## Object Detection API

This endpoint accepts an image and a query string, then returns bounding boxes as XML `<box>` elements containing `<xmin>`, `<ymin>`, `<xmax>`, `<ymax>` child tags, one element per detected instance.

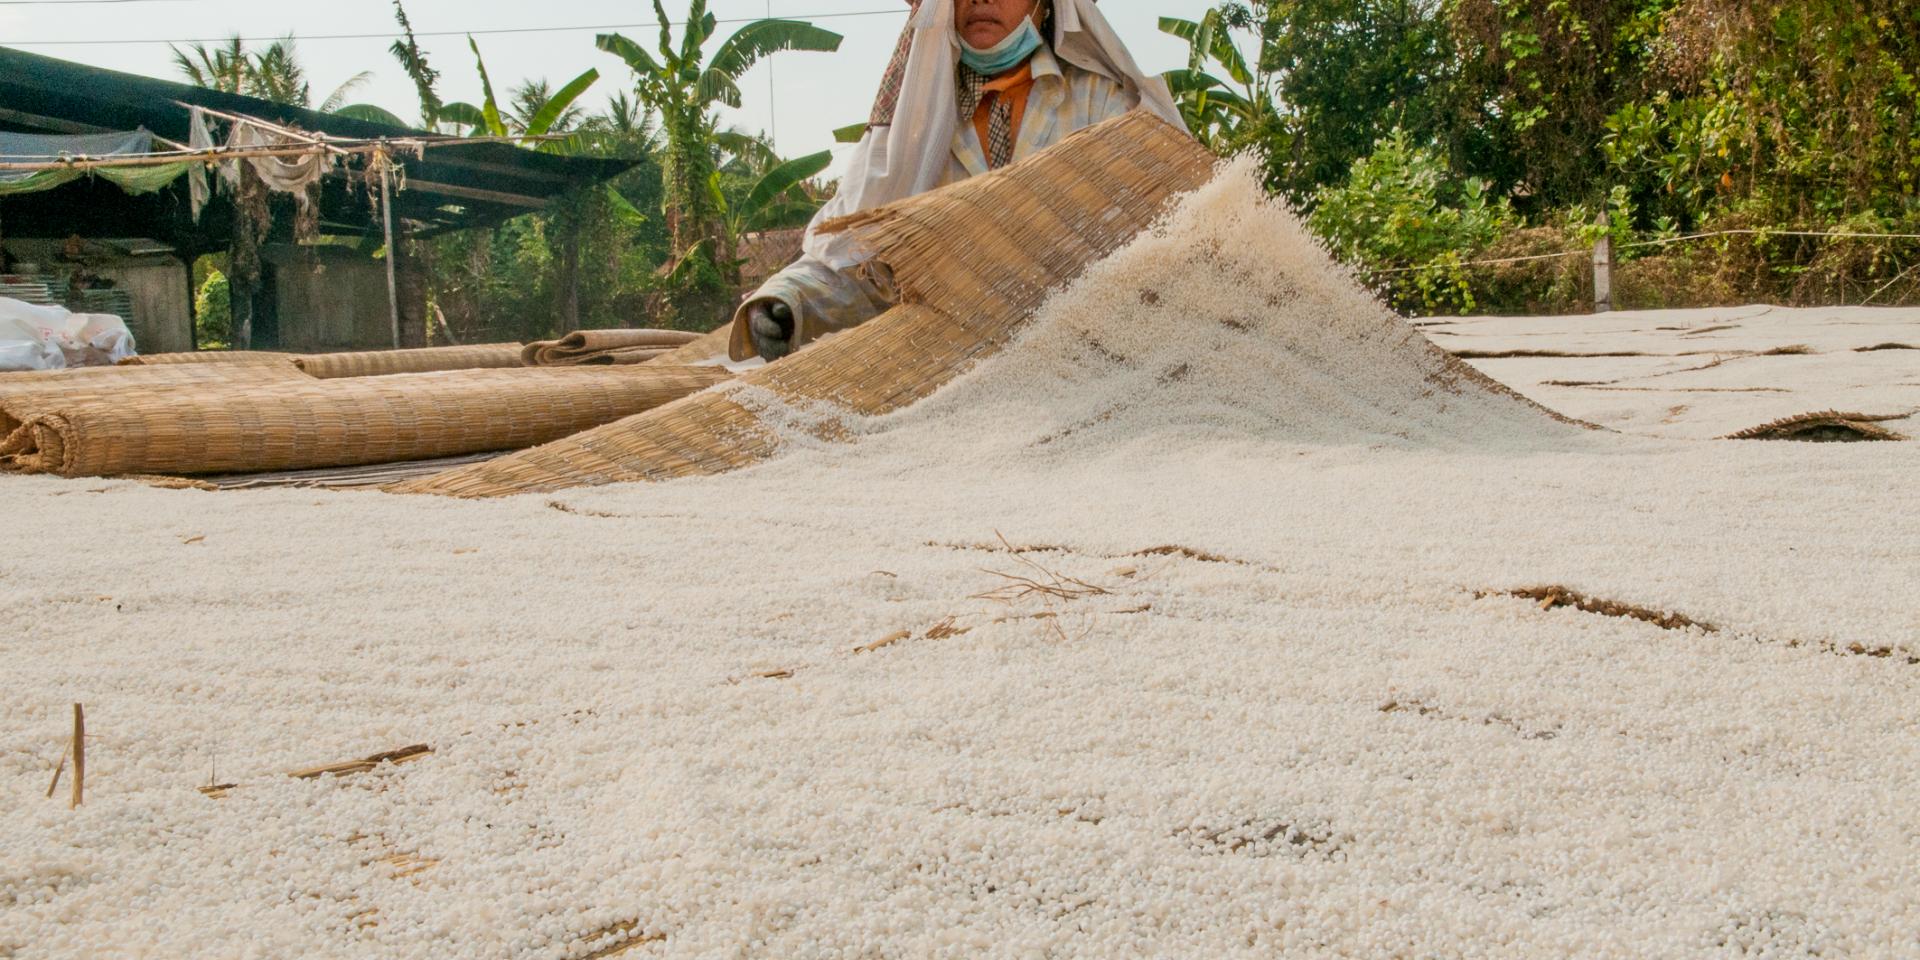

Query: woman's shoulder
<box><xmin>1055</xmin><ymin>58</ymin><xmax>1135</xmax><ymax>113</ymax></box>
<box><xmin>1056</xmin><ymin>57</ymin><xmax>1128</xmax><ymax>91</ymax></box>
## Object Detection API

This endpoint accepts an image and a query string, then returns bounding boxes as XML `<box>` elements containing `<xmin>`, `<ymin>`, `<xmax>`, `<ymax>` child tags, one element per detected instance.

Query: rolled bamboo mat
<box><xmin>642</xmin><ymin>326</ymin><xmax>734</xmax><ymax>366</ymax></box>
<box><xmin>0</xmin><ymin>358</ymin><xmax>311</xmax><ymax>408</ymax></box>
<box><xmin>294</xmin><ymin>343</ymin><xmax>526</xmax><ymax>379</ymax></box>
<box><xmin>0</xmin><ymin>365</ymin><xmax>730</xmax><ymax>478</ymax></box>
<box><xmin>522</xmin><ymin>329</ymin><xmax>703</xmax><ymax>366</ymax></box>
<box><xmin>396</xmin><ymin>111</ymin><xmax>1215</xmax><ymax>498</ymax></box>
<box><xmin>120</xmin><ymin>351</ymin><xmax>297</xmax><ymax>366</ymax></box>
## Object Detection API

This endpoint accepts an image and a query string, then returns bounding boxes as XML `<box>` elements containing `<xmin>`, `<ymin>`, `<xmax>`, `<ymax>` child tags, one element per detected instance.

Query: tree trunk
<box><xmin>227</xmin><ymin>164</ymin><xmax>268</xmax><ymax>350</ymax></box>
<box><xmin>227</xmin><ymin>269</ymin><xmax>254</xmax><ymax>350</ymax></box>
<box><xmin>557</xmin><ymin>223</ymin><xmax>582</xmax><ymax>334</ymax></box>
<box><xmin>395</xmin><ymin>236</ymin><xmax>429</xmax><ymax>349</ymax></box>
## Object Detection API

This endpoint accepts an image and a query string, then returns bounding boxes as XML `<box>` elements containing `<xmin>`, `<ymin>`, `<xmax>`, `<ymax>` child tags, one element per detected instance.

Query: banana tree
<box><xmin>1160</xmin><ymin>11</ymin><xmax>1268</xmax><ymax>150</ymax></box>
<box><xmin>441</xmin><ymin>37</ymin><xmax>599</xmax><ymax>151</ymax></box>
<box><xmin>596</xmin><ymin>0</ymin><xmax>842</xmax><ymax>283</ymax></box>
<box><xmin>725</xmin><ymin>149</ymin><xmax>832</xmax><ymax>238</ymax></box>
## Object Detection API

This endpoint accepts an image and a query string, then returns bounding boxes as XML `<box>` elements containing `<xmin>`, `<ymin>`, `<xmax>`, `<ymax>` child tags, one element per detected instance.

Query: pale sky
<box><xmin>1</xmin><ymin>0</ymin><xmax>1221</xmax><ymax>162</ymax></box>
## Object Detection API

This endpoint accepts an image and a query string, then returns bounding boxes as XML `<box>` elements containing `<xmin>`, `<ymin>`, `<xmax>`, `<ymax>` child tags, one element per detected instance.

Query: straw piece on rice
<box><xmin>521</xmin><ymin>329</ymin><xmax>703</xmax><ymax>366</ymax></box>
<box><xmin>294</xmin><ymin>344</ymin><xmax>526</xmax><ymax>379</ymax></box>
<box><xmin>395</xmin><ymin>111</ymin><xmax>1219</xmax><ymax>498</ymax></box>
<box><xmin>0</xmin><ymin>365</ymin><xmax>730</xmax><ymax>478</ymax></box>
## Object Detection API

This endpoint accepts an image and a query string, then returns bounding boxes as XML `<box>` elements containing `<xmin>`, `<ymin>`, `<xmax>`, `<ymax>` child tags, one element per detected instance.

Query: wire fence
<box><xmin>1359</xmin><ymin>227</ymin><xmax>1920</xmax><ymax>277</ymax></box>
<box><xmin>1357</xmin><ymin>225</ymin><xmax>1920</xmax><ymax>310</ymax></box>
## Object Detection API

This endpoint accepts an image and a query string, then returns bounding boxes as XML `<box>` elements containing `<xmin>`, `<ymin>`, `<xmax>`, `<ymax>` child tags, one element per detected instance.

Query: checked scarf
<box><xmin>955</xmin><ymin>65</ymin><xmax>1018</xmax><ymax>169</ymax></box>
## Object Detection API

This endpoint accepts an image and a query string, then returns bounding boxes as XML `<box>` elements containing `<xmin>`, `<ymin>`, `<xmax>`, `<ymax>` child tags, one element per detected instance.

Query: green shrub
<box><xmin>1307</xmin><ymin>129</ymin><xmax>1514</xmax><ymax>315</ymax></box>
<box><xmin>193</xmin><ymin>268</ymin><xmax>231</xmax><ymax>351</ymax></box>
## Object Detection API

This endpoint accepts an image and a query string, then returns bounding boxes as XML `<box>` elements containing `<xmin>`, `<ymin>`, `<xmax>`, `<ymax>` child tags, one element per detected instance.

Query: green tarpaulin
<box><xmin>0</xmin><ymin>128</ymin><xmax>189</xmax><ymax>197</ymax></box>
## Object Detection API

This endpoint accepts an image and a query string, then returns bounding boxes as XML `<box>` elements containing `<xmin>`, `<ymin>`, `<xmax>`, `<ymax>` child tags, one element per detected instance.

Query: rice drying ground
<box><xmin>2</xmin><ymin>165</ymin><xmax>1917</xmax><ymax>959</ymax></box>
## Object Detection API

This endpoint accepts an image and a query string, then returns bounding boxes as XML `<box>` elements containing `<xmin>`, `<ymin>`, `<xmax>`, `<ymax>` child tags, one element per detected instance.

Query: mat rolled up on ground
<box><xmin>0</xmin><ymin>359</ymin><xmax>311</xmax><ymax>407</ymax></box>
<box><xmin>642</xmin><ymin>326</ymin><xmax>734</xmax><ymax>366</ymax></box>
<box><xmin>0</xmin><ymin>365</ymin><xmax>730</xmax><ymax>478</ymax></box>
<box><xmin>294</xmin><ymin>343</ymin><xmax>525</xmax><ymax>379</ymax></box>
<box><xmin>119</xmin><ymin>351</ymin><xmax>298</xmax><ymax>366</ymax></box>
<box><xmin>521</xmin><ymin>329</ymin><xmax>703</xmax><ymax>366</ymax></box>
<box><xmin>396</xmin><ymin>111</ymin><xmax>1216</xmax><ymax>498</ymax></box>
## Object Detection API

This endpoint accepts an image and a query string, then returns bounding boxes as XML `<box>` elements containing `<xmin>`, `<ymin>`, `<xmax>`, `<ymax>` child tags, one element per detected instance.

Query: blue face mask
<box><xmin>959</xmin><ymin>8</ymin><xmax>1044</xmax><ymax>75</ymax></box>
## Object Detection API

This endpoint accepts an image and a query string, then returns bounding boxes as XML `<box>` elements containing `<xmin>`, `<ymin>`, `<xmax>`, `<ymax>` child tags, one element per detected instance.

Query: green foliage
<box><xmin>192</xmin><ymin>262</ymin><xmax>231</xmax><ymax>351</ymax></box>
<box><xmin>596</xmin><ymin>4</ymin><xmax>841</xmax><ymax>258</ymax></box>
<box><xmin>1183</xmin><ymin>0</ymin><xmax>1920</xmax><ymax>311</ymax></box>
<box><xmin>388</xmin><ymin>1</ymin><xmax>443</xmax><ymax>127</ymax></box>
<box><xmin>331</xmin><ymin>103</ymin><xmax>409</xmax><ymax>127</ymax></box>
<box><xmin>596</xmin><ymin>0</ymin><xmax>842</xmax><ymax>325</ymax></box>
<box><xmin>1215</xmin><ymin>0</ymin><xmax>1463</xmax><ymax>204</ymax></box>
<box><xmin>1309</xmin><ymin>129</ymin><xmax>1513</xmax><ymax>314</ymax></box>
<box><xmin>171</xmin><ymin>35</ymin><xmax>368</xmax><ymax>111</ymax></box>
<box><xmin>1160</xmin><ymin>11</ymin><xmax>1268</xmax><ymax>152</ymax></box>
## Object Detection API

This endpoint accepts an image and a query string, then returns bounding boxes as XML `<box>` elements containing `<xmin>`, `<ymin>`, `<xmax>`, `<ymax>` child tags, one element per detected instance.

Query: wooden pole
<box><xmin>1593</xmin><ymin>213</ymin><xmax>1614</xmax><ymax>314</ymax></box>
<box><xmin>70</xmin><ymin>703</ymin><xmax>84</xmax><ymax>809</ymax></box>
<box><xmin>379</xmin><ymin>153</ymin><xmax>401</xmax><ymax>350</ymax></box>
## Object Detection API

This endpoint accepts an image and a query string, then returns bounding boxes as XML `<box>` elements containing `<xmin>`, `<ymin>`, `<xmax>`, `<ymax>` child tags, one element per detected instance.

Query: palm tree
<box><xmin>171</xmin><ymin>36</ymin><xmax>372</xmax><ymax>113</ymax></box>
<box><xmin>172</xmin><ymin>38</ymin><xmax>248</xmax><ymax>95</ymax></box>
<box><xmin>596</xmin><ymin>0</ymin><xmax>841</xmax><ymax>279</ymax></box>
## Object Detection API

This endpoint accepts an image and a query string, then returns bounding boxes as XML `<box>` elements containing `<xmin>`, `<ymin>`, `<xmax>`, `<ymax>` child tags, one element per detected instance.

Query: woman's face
<box><xmin>955</xmin><ymin>0</ymin><xmax>1041</xmax><ymax>49</ymax></box>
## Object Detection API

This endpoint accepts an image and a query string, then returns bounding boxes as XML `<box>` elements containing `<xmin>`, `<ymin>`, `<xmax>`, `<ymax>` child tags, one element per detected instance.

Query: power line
<box><xmin>0</xmin><ymin>0</ymin><xmax>200</xmax><ymax>5</ymax></box>
<box><xmin>1</xmin><ymin>7</ymin><xmax>908</xmax><ymax>47</ymax></box>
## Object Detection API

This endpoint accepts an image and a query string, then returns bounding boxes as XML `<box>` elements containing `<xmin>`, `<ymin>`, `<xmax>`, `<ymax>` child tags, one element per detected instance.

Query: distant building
<box><xmin>0</xmin><ymin>46</ymin><xmax>635</xmax><ymax>353</ymax></box>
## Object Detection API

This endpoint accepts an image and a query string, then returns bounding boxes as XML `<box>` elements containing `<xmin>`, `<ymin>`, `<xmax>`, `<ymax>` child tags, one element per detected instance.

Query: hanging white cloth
<box><xmin>189</xmin><ymin>108</ymin><xmax>337</xmax><ymax>221</ymax></box>
<box><xmin>218</xmin><ymin>119</ymin><xmax>335</xmax><ymax>201</ymax></box>
<box><xmin>187</xmin><ymin>107</ymin><xmax>214</xmax><ymax>221</ymax></box>
<box><xmin>800</xmin><ymin>0</ymin><xmax>1185</xmax><ymax>271</ymax></box>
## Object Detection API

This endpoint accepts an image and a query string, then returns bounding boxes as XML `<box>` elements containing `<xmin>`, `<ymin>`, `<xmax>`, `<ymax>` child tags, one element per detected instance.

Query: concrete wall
<box><xmin>264</xmin><ymin>244</ymin><xmax>393</xmax><ymax>352</ymax></box>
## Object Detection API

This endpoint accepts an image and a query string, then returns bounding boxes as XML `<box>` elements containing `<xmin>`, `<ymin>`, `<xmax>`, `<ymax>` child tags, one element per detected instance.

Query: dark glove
<box><xmin>746</xmin><ymin>299</ymin><xmax>796</xmax><ymax>361</ymax></box>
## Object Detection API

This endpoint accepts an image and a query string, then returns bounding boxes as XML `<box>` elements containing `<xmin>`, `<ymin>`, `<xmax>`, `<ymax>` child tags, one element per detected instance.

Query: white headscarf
<box><xmin>801</xmin><ymin>0</ymin><xmax>1186</xmax><ymax>270</ymax></box>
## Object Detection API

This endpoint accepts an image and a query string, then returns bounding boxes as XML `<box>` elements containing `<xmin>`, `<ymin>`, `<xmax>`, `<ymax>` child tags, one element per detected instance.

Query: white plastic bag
<box><xmin>66</xmin><ymin>311</ymin><xmax>136</xmax><ymax>366</ymax></box>
<box><xmin>0</xmin><ymin>299</ymin><xmax>67</xmax><ymax>372</ymax></box>
<box><xmin>0</xmin><ymin>296</ymin><xmax>136</xmax><ymax>370</ymax></box>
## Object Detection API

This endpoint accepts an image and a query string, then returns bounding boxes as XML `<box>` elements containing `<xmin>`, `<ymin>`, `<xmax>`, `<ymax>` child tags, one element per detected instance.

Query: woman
<box><xmin>733</xmin><ymin>0</ymin><xmax>1184</xmax><ymax>361</ymax></box>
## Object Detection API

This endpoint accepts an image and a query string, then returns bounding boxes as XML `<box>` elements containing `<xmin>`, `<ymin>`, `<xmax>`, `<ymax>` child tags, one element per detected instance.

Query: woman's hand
<box><xmin>745</xmin><ymin>299</ymin><xmax>796</xmax><ymax>361</ymax></box>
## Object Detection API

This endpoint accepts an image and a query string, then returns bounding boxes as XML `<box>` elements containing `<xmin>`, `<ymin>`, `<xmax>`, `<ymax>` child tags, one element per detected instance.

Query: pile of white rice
<box><xmin>2</xmin><ymin>161</ymin><xmax>1915</xmax><ymax>959</ymax></box>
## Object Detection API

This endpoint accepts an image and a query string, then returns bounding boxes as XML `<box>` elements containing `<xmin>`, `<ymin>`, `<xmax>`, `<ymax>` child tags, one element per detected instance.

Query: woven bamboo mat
<box><xmin>0</xmin><ymin>365</ymin><xmax>729</xmax><ymax>478</ymax></box>
<box><xmin>522</xmin><ymin>329</ymin><xmax>703</xmax><ymax>366</ymax></box>
<box><xmin>396</xmin><ymin>112</ymin><xmax>1215</xmax><ymax>498</ymax></box>
<box><xmin>0</xmin><ymin>359</ymin><xmax>312</xmax><ymax>408</ymax></box>
<box><xmin>642</xmin><ymin>327</ymin><xmax>733</xmax><ymax>366</ymax></box>
<box><xmin>120</xmin><ymin>351</ymin><xmax>298</xmax><ymax>366</ymax></box>
<box><xmin>295</xmin><ymin>344</ymin><xmax>526</xmax><ymax>379</ymax></box>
